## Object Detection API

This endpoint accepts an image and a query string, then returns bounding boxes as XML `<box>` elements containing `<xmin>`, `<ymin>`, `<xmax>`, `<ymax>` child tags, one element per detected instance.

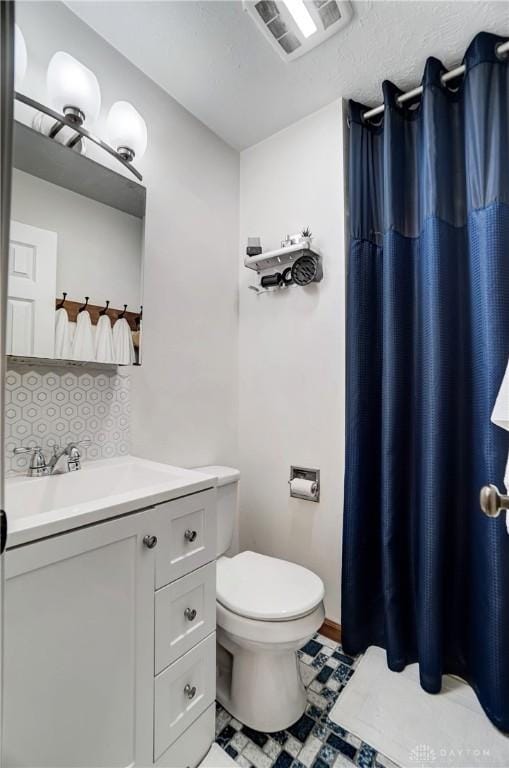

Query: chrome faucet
<box><xmin>47</xmin><ymin>441</ymin><xmax>89</xmax><ymax>474</ymax></box>
<box><xmin>13</xmin><ymin>441</ymin><xmax>90</xmax><ymax>477</ymax></box>
<box><xmin>13</xmin><ymin>446</ymin><xmax>49</xmax><ymax>477</ymax></box>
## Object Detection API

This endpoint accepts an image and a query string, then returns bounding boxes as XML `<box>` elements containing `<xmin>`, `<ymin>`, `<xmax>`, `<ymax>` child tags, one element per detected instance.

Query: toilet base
<box><xmin>216</xmin><ymin>627</ymin><xmax>308</xmax><ymax>733</ymax></box>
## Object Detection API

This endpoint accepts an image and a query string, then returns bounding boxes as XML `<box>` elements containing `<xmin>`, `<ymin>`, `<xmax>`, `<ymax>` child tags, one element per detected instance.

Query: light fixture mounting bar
<box><xmin>15</xmin><ymin>91</ymin><xmax>143</xmax><ymax>182</ymax></box>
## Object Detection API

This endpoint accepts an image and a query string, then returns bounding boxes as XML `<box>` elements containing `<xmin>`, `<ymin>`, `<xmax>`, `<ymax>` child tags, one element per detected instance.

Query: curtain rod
<box><xmin>363</xmin><ymin>39</ymin><xmax>509</xmax><ymax>121</ymax></box>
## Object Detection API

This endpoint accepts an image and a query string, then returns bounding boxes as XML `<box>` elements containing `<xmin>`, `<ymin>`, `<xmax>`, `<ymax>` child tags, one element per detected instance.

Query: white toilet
<box><xmin>196</xmin><ymin>466</ymin><xmax>325</xmax><ymax>733</ymax></box>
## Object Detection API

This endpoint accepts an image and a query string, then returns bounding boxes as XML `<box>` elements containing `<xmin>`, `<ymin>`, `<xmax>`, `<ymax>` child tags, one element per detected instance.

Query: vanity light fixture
<box><xmin>46</xmin><ymin>51</ymin><xmax>101</xmax><ymax>129</ymax></box>
<box><xmin>14</xmin><ymin>39</ymin><xmax>146</xmax><ymax>181</ymax></box>
<box><xmin>14</xmin><ymin>25</ymin><xmax>27</xmax><ymax>90</ymax></box>
<box><xmin>106</xmin><ymin>101</ymin><xmax>147</xmax><ymax>162</ymax></box>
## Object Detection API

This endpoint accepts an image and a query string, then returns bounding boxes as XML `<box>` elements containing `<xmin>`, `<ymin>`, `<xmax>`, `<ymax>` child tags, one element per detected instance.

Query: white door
<box><xmin>6</xmin><ymin>220</ymin><xmax>57</xmax><ymax>358</ymax></box>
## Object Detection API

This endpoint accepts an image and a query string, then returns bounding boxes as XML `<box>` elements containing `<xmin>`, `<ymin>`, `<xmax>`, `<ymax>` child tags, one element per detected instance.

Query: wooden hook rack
<box><xmin>56</xmin><ymin>298</ymin><xmax>140</xmax><ymax>332</ymax></box>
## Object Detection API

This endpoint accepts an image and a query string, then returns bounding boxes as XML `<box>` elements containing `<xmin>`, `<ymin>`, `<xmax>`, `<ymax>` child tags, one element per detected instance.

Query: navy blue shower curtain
<box><xmin>342</xmin><ymin>32</ymin><xmax>509</xmax><ymax>731</ymax></box>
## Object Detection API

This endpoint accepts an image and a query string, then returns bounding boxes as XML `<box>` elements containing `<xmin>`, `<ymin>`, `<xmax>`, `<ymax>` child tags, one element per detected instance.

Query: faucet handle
<box><xmin>13</xmin><ymin>446</ymin><xmax>49</xmax><ymax>477</ymax></box>
<box><xmin>66</xmin><ymin>440</ymin><xmax>91</xmax><ymax>472</ymax></box>
<box><xmin>13</xmin><ymin>445</ymin><xmax>40</xmax><ymax>455</ymax></box>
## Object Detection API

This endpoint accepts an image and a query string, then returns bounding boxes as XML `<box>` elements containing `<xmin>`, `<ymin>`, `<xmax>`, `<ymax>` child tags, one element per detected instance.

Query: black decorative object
<box><xmin>260</xmin><ymin>272</ymin><xmax>283</xmax><ymax>288</ymax></box>
<box><xmin>246</xmin><ymin>237</ymin><xmax>262</xmax><ymax>256</ymax></box>
<box><xmin>291</xmin><ymin>254</ymin><xmax>323</xmax><ymax>286</ymax></box>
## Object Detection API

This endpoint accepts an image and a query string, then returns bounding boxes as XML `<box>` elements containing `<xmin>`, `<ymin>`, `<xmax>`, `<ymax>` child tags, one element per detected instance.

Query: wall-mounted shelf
<box><xmin>13</xmin><ymin>121</ymin><xmax>146</xmax><ymax>219</ymax></box>
<box><xmin>7</xmin><ymin>356</ymin><xmax>118</xmax><ymax>369</ymax></box>
<box><xmin>244</xmin><ymin>242</ymin><xmax>317</xmax><ymax>272</ymax></box>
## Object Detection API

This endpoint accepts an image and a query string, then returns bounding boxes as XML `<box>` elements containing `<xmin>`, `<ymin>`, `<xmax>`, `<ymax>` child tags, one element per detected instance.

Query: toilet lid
<box><xmin>216</xmin><ymin>551</ymin><xmax>325</xmax><ymax>621</ymax></box>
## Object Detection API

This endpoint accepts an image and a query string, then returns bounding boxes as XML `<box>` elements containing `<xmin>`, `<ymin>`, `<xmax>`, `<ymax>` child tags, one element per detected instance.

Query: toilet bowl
<box><xmin>216</xmin><ymin>551</ymin><xmax>325</xmax><ymax>732</ymax></box>
<box><xmin>194</xmin><ymin>466</ymin><xmax>325</xmax><ymax>733</ymax></box>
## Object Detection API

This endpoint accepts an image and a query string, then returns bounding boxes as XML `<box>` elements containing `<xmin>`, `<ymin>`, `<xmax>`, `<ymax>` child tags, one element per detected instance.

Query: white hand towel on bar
<box><xmin>95</xmin><ymin>314</ymin><xmax>114</xmax><ymax>363</ymax></box>
<box><xmin>54</xmin><ymin>307</ymin><xmax>72</xmax><ymax>359</ymax></box>
<box><xmin>491</xmin><ymin>357</ymin><xmax>509</xmax><ymax>533</ymax></box>
<box><xmin>71</xmin><ymin>310</ymin><xmax>95</xmax><ymax>361</ymax></box>
<box><xmin>112</xmin><ymin>317</ymin><xmax>135</xmax><ymax>365</ymax></box>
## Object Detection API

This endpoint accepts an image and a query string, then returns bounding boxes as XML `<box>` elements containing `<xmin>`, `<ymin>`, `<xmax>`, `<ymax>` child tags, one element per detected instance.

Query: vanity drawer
<box><xmin>154</xmin><ymin>703</ymin><xmax>215</xmax><ymax>768</ymax></box>
<box><xmin>152</xmin><ymin>489</ymin><xmax>216</xmax><ymax>589</ymax></box>
<box><xmin>155</xmin><ymin>561</ymin><xmax>216</xmax><ymax>674</ymax></box>
<box><xmin>154</xmin><ymin>632</ymin><xmax>216</xmax><ymax>761</ymax></box>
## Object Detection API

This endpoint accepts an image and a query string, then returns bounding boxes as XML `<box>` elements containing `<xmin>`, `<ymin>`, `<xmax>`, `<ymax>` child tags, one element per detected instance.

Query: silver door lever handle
<box><xmin>480</xmin><ymin>484</ymin><xmax>509</xmax><ymax>518</ymax></box>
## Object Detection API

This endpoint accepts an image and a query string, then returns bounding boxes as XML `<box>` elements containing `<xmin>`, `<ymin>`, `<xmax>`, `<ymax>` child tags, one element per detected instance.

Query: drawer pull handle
<box><xmin>143</xmin><ymin>535</ymin><xmax>158</xmax><ymax>549</ymax></box>
<box><xmin>184</xmin><ymin>684</ymin><xmax>197</xmax><ymax>700</ymax></box>
<box><xmin>184</xmin><ymin>529</ymin><xmax>197</xmax><ymax>543</ymax></box>
<box><xmin>184</xmin><ymin>607</ymin><xmax>197</xmax><ymax>621</ymax></box>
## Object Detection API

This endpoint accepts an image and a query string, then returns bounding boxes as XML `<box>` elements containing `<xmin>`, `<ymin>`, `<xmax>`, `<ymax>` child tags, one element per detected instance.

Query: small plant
<box><xmin>301</xmin><ymin>226</ymin><xmax>312</xmax><ymax>239</ymax></box>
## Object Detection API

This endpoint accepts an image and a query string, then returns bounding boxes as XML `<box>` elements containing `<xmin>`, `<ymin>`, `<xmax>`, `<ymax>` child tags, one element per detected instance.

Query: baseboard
<box><xmin>319</xmin><ymin>619</ymin><xmax>342</xmax><ymax>644</ymax></box>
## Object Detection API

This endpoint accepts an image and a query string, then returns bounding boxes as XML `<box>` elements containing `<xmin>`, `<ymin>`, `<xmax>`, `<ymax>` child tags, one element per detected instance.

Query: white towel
<box><xmin>112</xmin><ymin>317</ymin><xmax>135</xmax><ymax>365</ymax></box>
<box><xmin>491</xmin><ymin>357</ymin><xmax>509</xmax><ymax>533</ymax></box>
<box><xmin>71</xmin><ymin>310</ymin><xmax>95</xmax><ymax>361</ymax></box>
<box><xmin>54</xmin><ymin>307</ymin><xmax>72</xmax><ymax>359</ymax></box>
<box><xmin>95</xmin><ymin>314</ymin><xmax>114</xmax><ymax>363</ymax></box>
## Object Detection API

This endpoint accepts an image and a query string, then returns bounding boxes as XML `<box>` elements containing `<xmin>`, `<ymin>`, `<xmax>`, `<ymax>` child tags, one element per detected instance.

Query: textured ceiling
<box><xmin>66</xmin><ymin>1</ymin><xmax>509</xmax><ymax>149</ymax></box>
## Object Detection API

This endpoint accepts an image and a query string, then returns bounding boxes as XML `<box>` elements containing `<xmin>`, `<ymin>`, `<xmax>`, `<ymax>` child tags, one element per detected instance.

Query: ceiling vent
<box><xmin>243</xmin><ymin>0</ymin><xmax>353</xmax><ymax>61</ymax></box>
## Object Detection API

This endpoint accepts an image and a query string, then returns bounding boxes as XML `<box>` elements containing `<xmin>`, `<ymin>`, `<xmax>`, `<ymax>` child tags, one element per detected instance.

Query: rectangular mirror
<box><xmin>7</xmin><ymin>122</ymin><xmax>146</xmax><ymax>366</ymax></box>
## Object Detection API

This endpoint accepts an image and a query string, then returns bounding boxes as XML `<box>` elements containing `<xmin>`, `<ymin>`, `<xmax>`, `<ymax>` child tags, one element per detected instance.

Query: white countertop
<box><xmin>5</xmin><ymin>455</ymin><xmax>216</xmax><ymax>548</ymax></box>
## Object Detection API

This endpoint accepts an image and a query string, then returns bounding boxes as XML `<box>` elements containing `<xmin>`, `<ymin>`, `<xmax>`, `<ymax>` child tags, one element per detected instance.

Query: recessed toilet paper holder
<box><xmin>289</xmin><ymin>466</ymin><xmax>320</xmax><ymax>502</ymax></box>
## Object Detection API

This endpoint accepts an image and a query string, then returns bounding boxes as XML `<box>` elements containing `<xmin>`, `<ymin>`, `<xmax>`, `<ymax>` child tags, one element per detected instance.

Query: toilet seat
<box><xmin>217</xmin><ymin>600</ymin><xmax>325</xmax><ymax>647</ymax></box>
<box><xmin>216</xmin><ymin>550</ymin><xmax>324</xmax><ymax>621</ymax></box>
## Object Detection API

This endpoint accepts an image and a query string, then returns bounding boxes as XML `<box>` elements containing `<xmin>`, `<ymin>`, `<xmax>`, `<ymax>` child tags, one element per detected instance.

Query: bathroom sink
<box><xmin>5</xmin><ymin>456</ymin><xmax>215</xmax><ymax>548</ymax></box>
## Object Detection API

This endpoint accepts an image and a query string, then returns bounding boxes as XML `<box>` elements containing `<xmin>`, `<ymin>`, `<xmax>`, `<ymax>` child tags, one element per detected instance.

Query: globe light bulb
<box><xmin>106</xmin><ymin>101</ymin><xmax>147</xmax><ymax>161</ymax></box>
<box><xmin>46</xmin><ymin>51</ymin><xmax>101</xmax><ymax>125</ymax></box>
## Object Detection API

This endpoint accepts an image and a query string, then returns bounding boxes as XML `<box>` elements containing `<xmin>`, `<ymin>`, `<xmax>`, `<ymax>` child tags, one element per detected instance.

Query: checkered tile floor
<box><xmin>215</xmin><ymin>633</ymin><xmax>398</xmax><ymax>768</ymax></box>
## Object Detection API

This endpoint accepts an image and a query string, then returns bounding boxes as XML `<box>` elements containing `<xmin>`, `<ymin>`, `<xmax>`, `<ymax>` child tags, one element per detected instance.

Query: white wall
<box><xmin>239</xmin><ymin>101</ymin><xmax>346</xmax><ymax>622</ymax></box>
<box><xmin>11</xmin><ymin>169</ymin><xmax>142</xmax><ymax>309</ymax></box>
<box><xmin>16</xmin><ymin>2</ymin><xmax>240</xmax><ymax>468</ymax></box>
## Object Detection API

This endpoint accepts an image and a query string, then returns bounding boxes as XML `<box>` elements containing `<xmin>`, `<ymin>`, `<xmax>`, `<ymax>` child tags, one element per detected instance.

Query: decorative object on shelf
<box><xmin>291</xmin><ymin>252</ymin><xmax>323</xmax><ymax>285</ymax></box>
<box><xmin>14</xmin><ymin>31</ymin><xmax>147</xmax><ymax>180</ymax></box>
<box><xmin>246</xmin><ymin>236</ymin><xmax>262</xmax><ymax>256</ymax></box>
<box><xmin>300</xmin><ymin>226</ymin><xmax>313</xmax><ymax>246</ymax></box>
<box><xmin>281</xmin><ymin>230</ymin><xmax>311</xmax><ymax>248</ymax></box>
<box><xmin>106</xmin><ymin>101</ymin><xmax>147</xmax><ymax>162</ymax></box>
<box><xmin>282</xmin><ymin>267</ymin><xmax>294</xmax><ymax>286</ymax></box>
<box><xmin>260</xmin><ymin>272</ymin><xmax>283</xmax><ymax>288</ymax></box>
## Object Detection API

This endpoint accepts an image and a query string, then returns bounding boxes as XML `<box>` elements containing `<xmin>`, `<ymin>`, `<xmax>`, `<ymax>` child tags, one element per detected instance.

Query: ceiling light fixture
<box><xmin>244</xmin><ymin>0</ymin><xmax>353</xmax><ymax>62</ymax></box>
<box><xmin>284</xmin><ymin>0</ymin><xmax>316</xmax><ymax>39</ymax></box>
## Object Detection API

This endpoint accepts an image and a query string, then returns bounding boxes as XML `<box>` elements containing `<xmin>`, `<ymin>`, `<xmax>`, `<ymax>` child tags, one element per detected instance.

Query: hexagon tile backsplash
<box><xmin>5</xmin><ymin>363</ymin><xmax>131</xmax><ymax>475</ymax></box>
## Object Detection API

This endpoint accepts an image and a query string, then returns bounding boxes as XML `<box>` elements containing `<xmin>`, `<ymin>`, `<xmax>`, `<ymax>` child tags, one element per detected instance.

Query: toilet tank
<box><xmin>194</xmin><ymin>466</ymin><xmax>240</xmax><ymax>557</ymax></box>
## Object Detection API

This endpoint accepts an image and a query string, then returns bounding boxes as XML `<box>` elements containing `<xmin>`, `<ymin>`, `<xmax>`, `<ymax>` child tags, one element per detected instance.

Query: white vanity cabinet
<box><xmin>2</xmin><ymin>487</ymin><xmax>217</xmax><ymax>768</ymax></box>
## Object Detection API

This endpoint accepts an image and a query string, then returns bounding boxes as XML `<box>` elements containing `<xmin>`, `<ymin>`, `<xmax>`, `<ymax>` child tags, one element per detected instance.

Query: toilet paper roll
<box><xmin>290</xmin><ymin>478</ymin><xmax>317</xmax><ymax>499</ymax></box>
